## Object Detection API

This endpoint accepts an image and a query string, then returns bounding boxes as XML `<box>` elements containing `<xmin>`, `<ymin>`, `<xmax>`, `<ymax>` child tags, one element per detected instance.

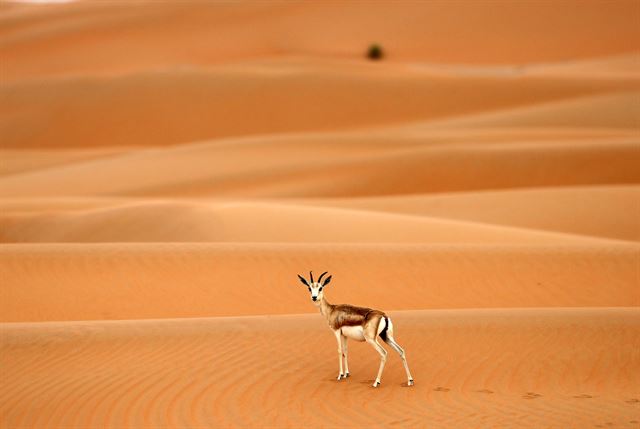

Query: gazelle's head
<box><xmin>297</xmin><ymin>271</ymin><xmax>332</xmax><ymax>304</ymax></box>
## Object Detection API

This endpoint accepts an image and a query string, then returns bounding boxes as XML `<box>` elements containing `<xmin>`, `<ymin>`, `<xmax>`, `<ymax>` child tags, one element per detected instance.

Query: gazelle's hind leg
<box><xmin>365</xmin><ymin>318</ymin><xmax>387</xmax><ymax>387</ymax></box>
<box><xmin>381</xmin><ymin>318</ymin><xmax>414</xmax><ymax>386</ymax></box>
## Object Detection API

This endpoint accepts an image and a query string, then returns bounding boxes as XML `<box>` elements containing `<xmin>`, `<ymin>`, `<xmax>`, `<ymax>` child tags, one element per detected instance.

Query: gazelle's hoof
<box><xmin>408</xmin><ymin>379</ymin><xmax>414</xmax><ymax>386</ymax></box>
<box><xmin>372</xmin><ymin>381</ymin><xmax>380</xmax><ymax>388</ymax></box>
<box><xmin>337</xmin><ymin>374</ymin><xmax>344</xmax><ymax>381</ymax></box>
<box><xmin>345</xmin><ymin>372</ymin><xmax>350</xmax><ymax>378</ymax></box>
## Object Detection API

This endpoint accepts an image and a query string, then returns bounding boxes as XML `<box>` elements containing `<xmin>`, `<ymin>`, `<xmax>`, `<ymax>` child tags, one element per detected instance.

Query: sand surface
<box><xmin>1</xmin><ymin>1</ymin><xmax>639</xmax><ymax>428</ymax></box>
<box><xmin>2</xmin><ymin>309</ymin><xmax>639</xmax><ymax>428</ymax></box>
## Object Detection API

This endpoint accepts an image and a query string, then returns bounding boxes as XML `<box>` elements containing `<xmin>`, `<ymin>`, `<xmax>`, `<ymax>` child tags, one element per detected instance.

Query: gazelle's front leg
<box><xmin>340</xmin><ymin>334</ymin><xmax>350</xmax><ymax>378</ymax></box>
<box><xmin>333</xmin><ymin>329</ymin><xmax>345</xmax><ymax>380</ymax></box>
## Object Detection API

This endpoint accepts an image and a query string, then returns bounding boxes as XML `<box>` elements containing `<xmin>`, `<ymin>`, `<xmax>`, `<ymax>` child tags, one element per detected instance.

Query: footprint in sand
<box><xmin>573</xmin><ymin>394</ymin><xmax>593</xmax><ymax>399</ymax></box>
<box><xmin>629</xmin><ymin>420</ymin><xmax>638</xmax><ymax>424</ymax></box>
<box><xmin>626</xmin><ymin>398</ymin><xmax>639</xmax><ymax>404</ymax></box>
<box><xmin>522</xmin><ymin>392</ymin><xmax>542</xmax><ymax>399</ymax></box>
<box><xmin>475</xmin><ymin>389</ymin><xmax>494</xmax><ymax>394</ymax></box>
<box><xmin>433</xmin><ymin>386</ymin><xmax>450</xmax><ymax>392</ymax></box>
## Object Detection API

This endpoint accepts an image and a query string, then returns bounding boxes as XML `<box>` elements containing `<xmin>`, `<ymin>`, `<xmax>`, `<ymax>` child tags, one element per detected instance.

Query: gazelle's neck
<box><xmin>317</xmin><ymin>295</ymin><xmax>333</xmax><ymax>319</ymax></box>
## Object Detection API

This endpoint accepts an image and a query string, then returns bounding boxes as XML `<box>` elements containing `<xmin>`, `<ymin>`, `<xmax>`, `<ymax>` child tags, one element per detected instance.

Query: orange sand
<box><xmin>1</xmin><ymin>1</ymin><xmax>639</xmax><ymax>428</ymax></box>
<box><xmin>2</xmin><ymin>309</ymin><xmax>639</xmax><ymax>428</ymax></box>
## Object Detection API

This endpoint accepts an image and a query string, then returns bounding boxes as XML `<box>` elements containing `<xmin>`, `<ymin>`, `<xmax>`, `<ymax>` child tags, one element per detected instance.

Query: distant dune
<box><xmin>2</xmin><ymin>66</ymin><xmax>638</xmax><ymax>149</ymax></box>
<box><xmin>1</xmin><ymin>0</ymin><xmax>639</xmax><ymax>81</ymax></box>
<box><xmin>1</xmin><ymin>0</ymin><xmax>639</xmax><ymax>428</ymax></box>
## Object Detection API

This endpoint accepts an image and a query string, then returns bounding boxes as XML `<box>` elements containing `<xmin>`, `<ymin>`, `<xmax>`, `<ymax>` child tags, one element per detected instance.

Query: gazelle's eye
<box><xmin>307</xmin><ymin>287</ymin><xmax>311</xmax><ymax>291</ymax></box>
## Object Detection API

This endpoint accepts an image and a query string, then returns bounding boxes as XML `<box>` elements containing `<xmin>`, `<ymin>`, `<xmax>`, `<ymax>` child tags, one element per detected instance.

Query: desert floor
<box><xmin>1</xmin><ymin>1</ymin><xmax>639</xmax><ymax>428</ymax></box>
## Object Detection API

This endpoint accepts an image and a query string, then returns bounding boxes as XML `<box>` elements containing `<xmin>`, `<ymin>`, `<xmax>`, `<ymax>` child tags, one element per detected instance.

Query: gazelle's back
<box><xmin>330</xmin><ymin>304</ymin><xmax>385</xmax><ymax>330</ymax></box>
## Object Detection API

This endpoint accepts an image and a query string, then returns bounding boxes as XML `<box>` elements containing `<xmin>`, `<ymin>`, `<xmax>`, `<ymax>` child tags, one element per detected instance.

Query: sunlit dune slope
<box><xmin>1</xmin><ymin>308</ymin><xmax>638</xmax><ymax>428</ymax></box>
<box><xmin>1</xmin><ymin>243</ymin><xmax>637</xmax><ymax>322</ymax></box>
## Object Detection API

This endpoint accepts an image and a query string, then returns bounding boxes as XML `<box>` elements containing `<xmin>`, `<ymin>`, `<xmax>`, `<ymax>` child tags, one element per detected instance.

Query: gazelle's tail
<box><xmin>379</xmin><ymin>316</ymin><xmax>390</xmax><ymax>341</ymax></box>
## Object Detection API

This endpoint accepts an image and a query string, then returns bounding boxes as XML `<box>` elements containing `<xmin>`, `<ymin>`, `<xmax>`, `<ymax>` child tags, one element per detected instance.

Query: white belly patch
<box><xmin>341</xmin><ymin>325</ymin><xmax>365</xmax><ymax>341</ymax></box>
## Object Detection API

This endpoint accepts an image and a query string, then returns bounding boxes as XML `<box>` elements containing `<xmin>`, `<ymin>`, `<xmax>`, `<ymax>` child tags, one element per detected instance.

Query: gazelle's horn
<box><xmin>309</xmin><ymin>271</ymin><xmax>314</xmax><ymax>284</ymax></box>
<box><xmin>318</xmin><ymin>271</ymin><xmax>328</xmax><ymax>284</ymax></box>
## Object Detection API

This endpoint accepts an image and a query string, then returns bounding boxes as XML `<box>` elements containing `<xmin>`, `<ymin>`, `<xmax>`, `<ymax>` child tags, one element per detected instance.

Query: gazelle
<box><xmin>297</xmin><ymin>271</ymin><xmax>414</xmax><ymax>388</ymax></box>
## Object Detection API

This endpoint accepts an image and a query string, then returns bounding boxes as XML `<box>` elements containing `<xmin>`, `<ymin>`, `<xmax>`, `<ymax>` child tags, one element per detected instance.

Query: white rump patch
<box><xmin>377</xmin><ymin>318</ymin><xmax>387</xmax><ymax>336</ymax></box>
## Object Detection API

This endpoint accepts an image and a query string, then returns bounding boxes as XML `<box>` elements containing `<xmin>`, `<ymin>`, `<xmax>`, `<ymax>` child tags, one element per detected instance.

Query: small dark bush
<box><xmin>366</xmin><ymin>44</ymin><xmax>383</xmax><ymax>60</ymax></box>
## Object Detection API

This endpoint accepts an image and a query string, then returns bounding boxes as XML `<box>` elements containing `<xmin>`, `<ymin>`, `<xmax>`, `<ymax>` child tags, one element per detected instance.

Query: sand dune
<box><xmin>2</xmin><ymin>182</ymin><xmax>637</xmax><ymax>244</ymax></box>
<box><xmin>2</xmin><ymin>0</ymin><xmax>639</xmax><ymax>81</ymax></box>
<box><xmin>1</xmin><ymin>129</ymin><xmax>638</xmax><ymax>198</ymax></box>
<box><xmin>2</xmin><ymin>199</ymin><xmax>632</xmax><ymax>244</ymax></box>
<box><xmin>2</xmin><ymin>0</ymin><xmax>639</xmax><ymax>427</ymax></box>
<box><xmin>2</xmin><ymin>66</ymin><xmax>637</xmax><ymax>149</ymax></box>
<box><xmin>1</xmin><ymin>243</ymin><xmax>637</xmax><ymax>322</ymax></box>
<box><xmin>4</xmin><ymin>126</ymin><xmax>608</xmax><ymax>180</ymax></box>
<box><xmin>2</xmin><ymin>308</ymin><xmax>638</xmax><ymax>428</ymax></box>
<box><xmin>304</xmin><ymin>185</ymin><xmax>640</xmax><ymax>242</ymax></box>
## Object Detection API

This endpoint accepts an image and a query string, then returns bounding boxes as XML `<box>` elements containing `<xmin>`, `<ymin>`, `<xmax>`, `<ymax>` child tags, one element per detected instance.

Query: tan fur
<box><xmin>327</xmin><ymin>304</ymin><xmax>385</xmax><ymax>331</ymax></box>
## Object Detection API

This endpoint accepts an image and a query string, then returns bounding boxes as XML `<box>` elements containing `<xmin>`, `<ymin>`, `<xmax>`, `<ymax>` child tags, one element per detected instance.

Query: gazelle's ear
<box><xmin>322</xmin><ymin>275</ymin><xmax>332</xmax><ymax>286</ymax></box>
<box><xmin>297</xmin><ymin>274</ymin><xmax>310</xmax><ymax>287</ymax></box>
